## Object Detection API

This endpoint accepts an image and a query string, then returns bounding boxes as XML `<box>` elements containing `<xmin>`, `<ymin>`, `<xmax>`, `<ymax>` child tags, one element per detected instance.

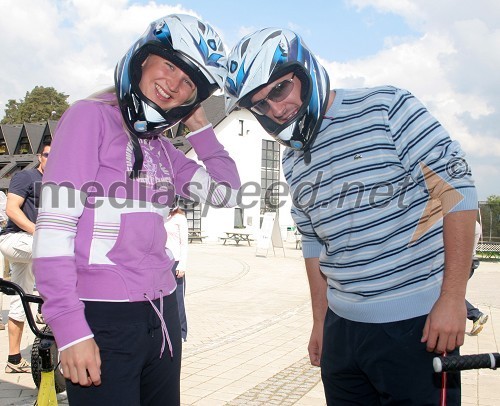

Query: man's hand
<box><xmin>308</xmin><ymin>322</ymin><xmax>324</xmax><ymax>366</ymax></box>
<box><xmin>421</xmin><ymin>210</ymin><xmax>476</xmax><ymax>353</ymax></box>
<box><xmin>421</xmin><ymin>292</ymin><xmax>466</xmax><ymax>353</ymax></box>
<box><xmin>176</xmin><ymin>269</ymin><xmax>185</xmax><ymax>278</ymax></box>
<box><xmin>60</xmin><ymin>338</ymin><xmax>101</xmax><ymax>386</ymax></box>
<box><xmin>304</xmin><ymin>257</ymin><xmax>327</xmax><ymax>366</ymax></box>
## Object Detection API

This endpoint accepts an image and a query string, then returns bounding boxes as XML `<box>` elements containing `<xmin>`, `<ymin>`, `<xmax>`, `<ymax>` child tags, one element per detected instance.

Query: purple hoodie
<box><xmin>33</xmin><ymin>99</ymin><xmax>240</xmax><ymax>349</ymax></box>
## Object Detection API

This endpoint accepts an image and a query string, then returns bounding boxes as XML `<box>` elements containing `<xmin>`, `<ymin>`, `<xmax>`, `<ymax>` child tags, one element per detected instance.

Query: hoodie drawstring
<box><xmin>144</xmin><ymin>292</ymin><xmax>173</xmax><ymax>358</ymax></box>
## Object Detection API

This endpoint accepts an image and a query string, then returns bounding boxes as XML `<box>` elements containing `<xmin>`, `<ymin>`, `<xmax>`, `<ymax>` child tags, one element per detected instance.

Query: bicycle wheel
<box><xmin>31</xmin><ymin>325</ymin><xmax>66</xmax><ymax>394</ymax></box>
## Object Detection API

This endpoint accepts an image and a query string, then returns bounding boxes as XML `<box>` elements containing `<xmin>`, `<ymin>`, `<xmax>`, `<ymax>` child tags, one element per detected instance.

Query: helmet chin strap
<box><xmin>136</xmin><ymin>102</ymin><xmax>167</xmax><ymax>131</ymax></box>
<box><xmin>133</xmin><ymin>102</ymin><xmax>169</xmax><ymax>135</ymax></box>
<box><xmin>129</xmin><ymin>101</ymin><xmax>165</xmax><ymax>178</ymax></box>
<box><xmin>143</xmin><ymin>102</ymin><xmax>166</xmax><ymax>122</ymax></box>
<box><xmin>129</xmin><ymin>134</ymin><xmax>144</xmax><ymax>179</ymax></box>
<box><xmin>303</xmin><ymin>148</ymin><xmax>311</xmax><ymax>164</ymax></box>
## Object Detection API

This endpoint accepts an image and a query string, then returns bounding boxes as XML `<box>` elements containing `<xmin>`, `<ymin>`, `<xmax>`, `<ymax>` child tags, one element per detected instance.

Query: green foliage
<box><xmin>486</xmin><ymin>195</ymin><xmax>500</xmax><ymax>205</ymax></box>
<box><xmin>1</xmin><ymin>86</ymin><xmax>69</xmax><ymax>124</ymax></box>
<box><xmin>480</xmin><ymin>195</ymin><xmax>500</xmax><ymax>241</ymax></box>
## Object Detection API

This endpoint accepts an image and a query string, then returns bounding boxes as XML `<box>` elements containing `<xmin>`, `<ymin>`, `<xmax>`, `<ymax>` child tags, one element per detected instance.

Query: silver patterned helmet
<box><xmin>115</xmin><ymin>14</ymin><xmax>227</xmax><ymax>138</ymax></box>
<box><xmin>225</xmin><ymin>28</ymin><xmax>330</xmax><ymax>153</ymax></box>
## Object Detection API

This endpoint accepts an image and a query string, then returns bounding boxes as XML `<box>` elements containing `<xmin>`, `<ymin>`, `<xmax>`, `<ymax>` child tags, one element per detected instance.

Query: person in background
<box><xmin>0</xmin><ymin>144</ymin><xmax>50</xmax><ymax>373</ymax></box>
<box><xmin>165</xmin><ymin>203</ymin><xmax>189</xmax><ymax>341</ymax></box>
<box><xmin>0</xmin><ymin>190</ymin><xmax>8</xmax><ymax>331</ymax></box>
<box><xmin>224</xmin><ymin>28</ymin><xmax>477</xmax><ymax>405</ymax></box>
<box><xmin>466</xmin><ymin>221</ymin><xmax>488</xmax><ymax>335</ymax></box>
<box><xmin>32</xmin><ymin>14</ymin><xmax>240</xmax><ymax>406</ymax></box>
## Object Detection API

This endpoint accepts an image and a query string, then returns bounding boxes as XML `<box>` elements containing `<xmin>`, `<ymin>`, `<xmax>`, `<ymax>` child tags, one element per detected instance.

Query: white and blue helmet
<box><xmin>115</xmin><ymin>14</ymin><xmax>227</xmax><ymax>138</ymax></box>
<box><xmin>225</xmin><ymin>28</ymin><xmax>330</xmax><ymax>153</ymax></box>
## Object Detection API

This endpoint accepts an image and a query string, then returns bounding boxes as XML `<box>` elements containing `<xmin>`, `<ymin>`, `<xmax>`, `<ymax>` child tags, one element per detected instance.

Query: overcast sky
<box><xmin>1</xmin><ymin>0</ymin><xmax>498</xmax><ymax>200</ymax></box>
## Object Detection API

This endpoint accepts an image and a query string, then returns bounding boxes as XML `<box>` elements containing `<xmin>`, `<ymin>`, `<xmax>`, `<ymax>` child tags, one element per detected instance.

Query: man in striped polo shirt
<box><xmin>225</xmin><ymin>28</ymin><xmax>478</xmax><ymax>405</ymax></box>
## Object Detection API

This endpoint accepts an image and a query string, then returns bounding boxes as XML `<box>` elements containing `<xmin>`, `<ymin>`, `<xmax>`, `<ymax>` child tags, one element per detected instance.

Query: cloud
<box><xmin>1</xmin><ymin>0</ymin><xmax>497</xmax><ymax>201</ymax></box>
<box><xmin>0</xmin><ymin>0</ymin><xmax>198</xmax><ymax>110</ymax></box>
<box><xmin>322</xmin><ymin>0</ymin><xmax>500</xmax><ymax>199</ymax></box>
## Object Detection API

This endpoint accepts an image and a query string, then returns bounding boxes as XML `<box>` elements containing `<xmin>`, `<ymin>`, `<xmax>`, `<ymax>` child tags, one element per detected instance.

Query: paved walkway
<box><xmin>0</xmin><ymin>240</ymin><xmax>499</xmax><ymax>405</ymax></box>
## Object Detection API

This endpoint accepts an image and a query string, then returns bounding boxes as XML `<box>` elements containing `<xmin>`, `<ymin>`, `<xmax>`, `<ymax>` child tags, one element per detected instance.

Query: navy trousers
<box><xmin>321</xmin><ymin>309</ymin><xmax>461</xmax><ymax>405</ymax></box>
<box><xmin>66</xmin><ymin>295</ymin><xmax>182</xmax><ymax>406</ymax></box>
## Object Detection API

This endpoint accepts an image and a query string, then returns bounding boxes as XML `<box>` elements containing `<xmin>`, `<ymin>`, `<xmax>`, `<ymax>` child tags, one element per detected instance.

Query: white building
<box><xmin>0</xmin><ymin>95</ymin><xmax>297</xmax><ymax>245</ymax></box>
<box><xmin>172</xmin><ymin>95</ymin><xmax>295</xmax><ymax>243</ymax></box>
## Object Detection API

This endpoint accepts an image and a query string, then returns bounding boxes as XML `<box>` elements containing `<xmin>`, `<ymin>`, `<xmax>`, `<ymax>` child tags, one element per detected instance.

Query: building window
<box><xmin>184</xmin><ymin>201</ymin><xmax>202</xmax><ymax>233</ymax></box>
<box><xmin>40</xmin><ymin>134</ymin><xmax>52</xmax><ymax>151</ymax></box>
<box><xmin>180</xmin><ymin>123</ymin><xmax>191</xmax><ymax>137</ymax></box>
<box><xmin>15</xmin><ymin>134</ymin><xmax>32</xmax><ymax>155</ymax></box>
<box><xmin>238</xmin><ymin>120</ymin><xmax>244</xmax><ymax>136</ymax></box>
<box><xmin>260</xmin><ymin>139</ymin><xmax>280</xmax><ymax>215</ymax></box>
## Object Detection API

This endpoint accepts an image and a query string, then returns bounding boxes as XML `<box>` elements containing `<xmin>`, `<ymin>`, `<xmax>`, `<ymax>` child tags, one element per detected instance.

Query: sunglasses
<box><xmin>250</xmin><ymin>74</ymin><xmax>295</xmax><ymax>116</ymax></box>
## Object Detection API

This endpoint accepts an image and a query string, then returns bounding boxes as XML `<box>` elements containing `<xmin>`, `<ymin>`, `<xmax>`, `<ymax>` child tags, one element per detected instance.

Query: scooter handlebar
<box><xmin>433</xmin><ymin>353</ymin><xmax>500</xmax><ymax>372</ymax></box>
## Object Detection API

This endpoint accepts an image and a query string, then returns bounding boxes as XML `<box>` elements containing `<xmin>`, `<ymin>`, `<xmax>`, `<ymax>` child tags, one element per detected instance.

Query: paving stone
<box><xmin>2</xmin><ymin>243</ymin><xmax>499</xmax><ymax>406</ymax></box>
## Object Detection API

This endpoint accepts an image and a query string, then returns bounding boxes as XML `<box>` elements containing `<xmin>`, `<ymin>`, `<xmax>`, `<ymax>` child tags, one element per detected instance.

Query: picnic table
<box><xmin>188</xmin><ymin>231</ymin><xmax>206</xmax><ymax>243</ymax></box>
<box><xmin>220</xmin><ymin>231</ymin><xmax>254</xmax><ymax>246</ymax></box>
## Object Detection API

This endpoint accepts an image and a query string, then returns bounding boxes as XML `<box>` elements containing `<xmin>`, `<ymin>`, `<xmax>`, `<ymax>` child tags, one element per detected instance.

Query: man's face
<box><xmin>249</xmin><ymin>72</ymin><xmax>303</xmax><ymax>125</ymax></box>
<box><xmin>38</xmin><ymin>145</ymin><xmax>50</xmax><ymax>173</ymax></box>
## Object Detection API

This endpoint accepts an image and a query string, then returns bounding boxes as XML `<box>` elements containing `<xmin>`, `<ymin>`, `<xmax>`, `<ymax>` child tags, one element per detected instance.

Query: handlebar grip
<box><xmin>433</xmin><ymin>353</ymin><xmax>500</xmax><ymax>372</ymax></box>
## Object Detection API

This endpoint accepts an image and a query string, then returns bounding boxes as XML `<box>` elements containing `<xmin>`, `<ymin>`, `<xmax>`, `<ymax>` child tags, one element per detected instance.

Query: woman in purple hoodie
<box><xmin>32</xmin><ymin>14</ymin><xmax>240</xmax><ymax>405</ymax></box>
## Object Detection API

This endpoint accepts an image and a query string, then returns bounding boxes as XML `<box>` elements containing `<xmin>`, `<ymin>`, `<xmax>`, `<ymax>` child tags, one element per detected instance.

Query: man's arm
<box><xmin>5</xmin><ymin>192</ymin><xmax>35</xmax><ymax>234</ymax></box>
<box><xmin>304</xmin><ymin>257</ymin><xmax>328</xmax><ymax>366</ymax></box>
<box><xmin>421</xmin><ymin>209</ymin><xmax>477</xmax><ymax>353</ymax></box>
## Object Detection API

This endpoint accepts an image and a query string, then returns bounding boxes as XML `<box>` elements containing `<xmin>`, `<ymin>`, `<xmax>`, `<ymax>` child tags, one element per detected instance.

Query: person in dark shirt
<box><xmin>0</xmin><ymin>144</ymin><xmax>50</xmax><ymax>373</ymax></box>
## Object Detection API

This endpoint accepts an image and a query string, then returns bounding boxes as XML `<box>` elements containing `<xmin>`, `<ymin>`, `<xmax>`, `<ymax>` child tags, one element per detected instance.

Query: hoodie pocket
<box><xmin>106</xmin><ymin>212</ymin><xmax>168</xmax><ymax>269</ymax></box>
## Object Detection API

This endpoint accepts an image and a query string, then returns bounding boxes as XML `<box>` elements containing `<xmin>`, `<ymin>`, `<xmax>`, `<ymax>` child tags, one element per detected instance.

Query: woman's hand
<box><xmin>182</xmin><ymin>105</ymin><xmax>209</xmax><ymax>132</ymax></box>
<box><xmin>60</xmin><ymin>338</ymin><xmax>102</xmax><ymax>386</ymax></box>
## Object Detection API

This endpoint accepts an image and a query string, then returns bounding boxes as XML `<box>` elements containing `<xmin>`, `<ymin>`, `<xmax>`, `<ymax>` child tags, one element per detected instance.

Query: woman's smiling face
<box><xmin>139</xmin><ymin>54</ymin><xmax>196</xmax><ymax>110</ymax></box>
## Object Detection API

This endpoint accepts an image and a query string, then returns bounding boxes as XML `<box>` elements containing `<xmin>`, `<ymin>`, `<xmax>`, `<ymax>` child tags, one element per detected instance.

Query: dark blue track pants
<box><xmin>321</xmin><ymin>309</ymin><xmax>461</xmax><ymax>405</ymax></box>
<box><xmin>66</xmin><ymin>294</ymin><xmax>182</xmax><ymax>406</ymax></box>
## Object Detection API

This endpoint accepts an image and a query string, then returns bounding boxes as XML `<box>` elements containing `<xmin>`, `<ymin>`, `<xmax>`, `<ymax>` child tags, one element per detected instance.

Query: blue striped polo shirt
<box><xmin>283</xmin><ymin>86</ymin><xmax>477</xmax><ymax>323</ymax></box>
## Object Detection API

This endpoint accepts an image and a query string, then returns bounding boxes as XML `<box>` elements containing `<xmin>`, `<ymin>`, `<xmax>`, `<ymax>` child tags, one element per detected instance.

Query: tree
<box><xmin>480</xmin><ymin>195</ymin><xmax>500</xmax><ymax>241</ymax></box>
<box><xmin>486</xmin><ymin>195</ymin><xmax>500</xmax><ymax>205</ymax></box>
<box><xmin>1</xmin><ymin>86</ymin><xmax>69</xmax><ymax>124</ymax></box>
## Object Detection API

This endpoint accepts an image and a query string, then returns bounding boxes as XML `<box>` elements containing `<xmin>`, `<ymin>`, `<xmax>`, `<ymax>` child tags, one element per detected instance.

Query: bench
<box><xmin>188</xmin><ymin>232</ymin><xmax>207</xmax><ymax>243</ymax></box>
<box><xmin>219</xmin><ymin>235</ymin><xmax>254</xmax><ymax>246</ymax></box>
<box><xmin>476</xmin><ymin>242</ymin><xmax>500</xmax><ymax>259</ymax></box>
